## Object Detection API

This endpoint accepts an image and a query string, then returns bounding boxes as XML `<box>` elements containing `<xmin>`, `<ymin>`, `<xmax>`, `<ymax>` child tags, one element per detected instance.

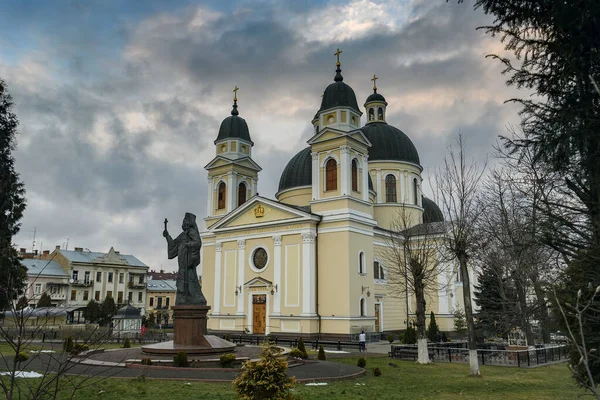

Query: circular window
<box><xmin>252</xmin><ymin>248</ymin><xmax>268</xmax><ymax>271</ymax></box>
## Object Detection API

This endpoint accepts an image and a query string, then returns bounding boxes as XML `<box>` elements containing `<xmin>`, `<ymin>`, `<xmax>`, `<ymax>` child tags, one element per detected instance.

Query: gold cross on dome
<box><xmin>334</xmin><ymin>48</ymin><xmax>343</xmax><ymax>66</ymax></box>
<box><xmin>233</xmin><ymin>86</ymin><xmax>239</xmax><ymax>101</ymax></box>
<box><xmin>371</xmin><ymin>74</ymin><xmax>378</xmax><ymax>91</ymax></box>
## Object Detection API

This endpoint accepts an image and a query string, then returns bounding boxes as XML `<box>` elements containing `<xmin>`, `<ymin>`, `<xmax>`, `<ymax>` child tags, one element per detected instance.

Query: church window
<box><xmin>413</xmin><ymin>178</ymin><xmax>418</xmax><ymax>205</ymax></box>
<box><xmin>358</xmin><ymin>251</ymin><xmax>366</xmax><ymax>275</ymax></box>
<box><xmin>218</xmin><ymin>182</ymin><xmax>226</xmax><ymax>209</ymax></box>
<box><xmin>325</xmin><ymin>159</ymin><xmax>337</xmax><ymax>191</ymax></box>
<box><xmin>238</xmin><ymin>182</ymin><xmax>247</xmax><ymax>206</ymax></box>
<box><xmin>368</xmin><ymin>108</ymin><xmax>374</xmax><ymax>121</ymax></box>
<box><xmin>351</xmin><ymin>159</ymin><xmax>358</xmax><ymax>191</ymax></box>
<box><xmin>378</xmin><ymin>107</ymin><xmax>384</xmax><ymax>120</ymax></box>
<box><xmin>374</xmin><ymin>261</ymin><xmax>385</xmax><ymax>280</ymax></box>
<box><xmin>385</xmin><ymin>175</ymin><xmax>397</xmax><ymax>203</ymax></box>
<box><xmin>360</xmin><ymin>298</ymin><xmax>366</xmax><ymax>317</ymax></box>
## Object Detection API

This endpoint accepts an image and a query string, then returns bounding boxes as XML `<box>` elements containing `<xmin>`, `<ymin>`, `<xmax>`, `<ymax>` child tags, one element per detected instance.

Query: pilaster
<box><xmin>340</xmin><ymin>145</ymin><xmax>350</xmax><ymax>195</ymax></box>
<box><xmin>213</xmin><ymin>242</ymin><xmax>222</xmax><ymax>314</ymax></box>
<box><xmin>362</xmin><ymin>154</ymin><xmax>369</xmax><ymax>201</ymax></box>
<box><xmin>272</xmin><ymin>235</ymin><xmax>282</xmax><ymax>315</ymax></box>
<box><xmin>301</xmin><ymin>232</ymin><xmax>316</xmax><ymax>316</ymax></box>
<box><xmin>237</xmin><ymin>240</ymin><xmax>245</xmax><ymax>314</ymax></box>
<box><xmin>311</xmin><ymin>152</ymin><xmax>319</xmax><ymax>200</ymax></box>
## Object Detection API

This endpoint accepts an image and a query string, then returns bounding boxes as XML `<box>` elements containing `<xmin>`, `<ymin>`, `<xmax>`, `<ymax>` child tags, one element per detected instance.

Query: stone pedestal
<box><xmin>141</xmin><ymin>304</ymin><xmax>235</xmax><ymax>355</ymax></box>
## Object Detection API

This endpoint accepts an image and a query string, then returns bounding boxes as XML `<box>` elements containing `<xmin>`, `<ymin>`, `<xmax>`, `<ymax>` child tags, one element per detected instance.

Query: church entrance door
<box><xmin>252</xmin><ymin>294</ymin><xmax>267</xmax><ymax>334</ymax></box>
<box><xmin>374</xmin><ymin>303</ymin><xmax>381</xmax><ymax>332</ymax></box>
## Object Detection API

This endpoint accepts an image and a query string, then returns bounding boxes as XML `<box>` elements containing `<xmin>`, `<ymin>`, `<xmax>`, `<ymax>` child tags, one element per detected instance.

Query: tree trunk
<box><xmin>414</xmin><ymin>275</ymin><xmax>430</xmax><ymax>364</ymax></box>
<box><xmin>514</xmin><ymin>274</ymin><xmax>535</xmax><ymax>346</ymax></box>
<box><xmin>459</xmin><ymin>253</ymin><xmax>480</xmax><ymax>376</ymax></box>
<box><xmin>531</xmin><ymin>277</ymin><xmax>551</xmax><ymax>344</ymax></box>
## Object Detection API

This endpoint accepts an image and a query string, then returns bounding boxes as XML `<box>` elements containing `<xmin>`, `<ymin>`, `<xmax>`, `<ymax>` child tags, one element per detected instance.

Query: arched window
<box><xmin>238</xmin><ymin>182</ymin><xmax>247</xmax><ymax>206</ymax></box>
<box><xmin>368</xmin><ymin>108</ymin><xmax>374</xmax><ymax>121</ymax></box>
<box><xmin>360</xmin><ymin>298</ymin><xmax>366</xmax><ymax>317</ymax></box>
<box><xmin>385</xmin><ymin>175</ymin><xmax>397</xmax><ymax>203</ymax></box>
<box><xmin>413</xmin><ymin>178</ymin><xmax>418</xmax><ymax>205</ymax></box>
<box><xmin>351</xmin><ymin>159</ymin><xmax>358</xmax><ymax>192</ymax></box>
<box><xmin>378</xmin><ymin>107</ymin><xmax>384</xmax><ymax>120</ymax></box>
<box><xmin>358</xmin><ymin>251</ymin><xmax>366</xmax><ymax>275</ymax></box>
<box><xmin>326</xmin><ymin>159</ymin><xmax>337</xmax><ymax>191</ymax></box>
<box><xmin>374</xmin><ymin>261</ymin><xmax>385</xmax><ymax>280</ymax></box>
<box><xmin>217</xmin><ymin>182</ymin><xmax>226</xmax><ymax>209</ymax></box>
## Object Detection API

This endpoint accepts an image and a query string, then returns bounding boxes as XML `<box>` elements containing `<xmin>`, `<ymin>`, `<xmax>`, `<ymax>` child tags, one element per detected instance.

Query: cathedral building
<box><xmin>201</xmin><ymin>52</ymin><xmax>471</xmax><ymax>338</ymax></box>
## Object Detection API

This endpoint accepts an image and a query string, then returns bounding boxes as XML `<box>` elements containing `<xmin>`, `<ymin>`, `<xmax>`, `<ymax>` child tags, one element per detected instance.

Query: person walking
<box><xmin>359</xmin><ymin>330</ymin><xmax>366</xmax><ymax>352</ymax></box>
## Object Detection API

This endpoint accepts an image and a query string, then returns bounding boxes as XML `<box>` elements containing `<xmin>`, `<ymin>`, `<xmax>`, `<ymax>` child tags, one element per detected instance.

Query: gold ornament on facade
<box><xmin>254</xmin><ymin>204</ymin><xmax>265</xmax><ymax>218</ymax></box>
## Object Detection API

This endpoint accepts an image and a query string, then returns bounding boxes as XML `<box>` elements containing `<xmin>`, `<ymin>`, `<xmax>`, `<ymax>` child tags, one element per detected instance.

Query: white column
<box><xmin>362</xmin><ymin>155</ymin><xmax>369</xmax><ymax>202</ymax></box>
<box><xmin>301</xmin><ymin>232</ymin><xmax>316</xmax><ymax>316</ymax></box>
<box><xmin>227</xmin><ymin>172</ymin><xmax>235</xmax><ymax>212</ymax></box>
<box><xmin>272</xmin><ymin>235</ymin><xmax>282</xmax><ymax>315</ymax></box>
<box><xmin>403</xmin><ymin>171</ymin><xmax>409</xmax><ymax>203</ymax></box>
<box><xmin>237</xmin><ymin>240</ymin><xmax>245</xmax><ymax>314</ymax></box>
<box><xmin>376</xmin><ymin>169</ymin><xmax>382</xmax><ymax>203</ymax></box>
<box><xmin>252</xmin><ymin>178</ymin><xmax>258</xmax><ymax>198</ymax></box>
<box><xmin>206</xmin><ymin>176</ymin><xmax>214</xmax><ymax>217</ymax></box>
<box><xmin>213</xmin><ymin>242</ymin><xmax>222</xmax><ymax>314</ymax></box>
<box><xmin>311</xmin><ymin>152</ymin><xmax>319</xmax><ymax>200</ymax></box>
<box><xmin>340</xmin><ymin>145</ymin><xmax>350</xmax><ymax>195</ymax></box>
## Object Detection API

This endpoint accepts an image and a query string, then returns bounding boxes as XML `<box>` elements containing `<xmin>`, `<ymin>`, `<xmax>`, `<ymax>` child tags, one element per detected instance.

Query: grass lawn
<box><xmin>7</xmin><ymin>355</ymin><xmax>581</xmax><ymax>399</ymax></box>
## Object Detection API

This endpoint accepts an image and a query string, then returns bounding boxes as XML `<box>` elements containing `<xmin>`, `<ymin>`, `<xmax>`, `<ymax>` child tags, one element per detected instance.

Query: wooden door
<box><xmin>252</xmin><ymin>295</ymin><xmax>267</xmax><ymax>334</ymax></box>
<box><xmin>374</xmin><ymin>303</ymin><xmax>381</xmax><ymax>332</ymax></box>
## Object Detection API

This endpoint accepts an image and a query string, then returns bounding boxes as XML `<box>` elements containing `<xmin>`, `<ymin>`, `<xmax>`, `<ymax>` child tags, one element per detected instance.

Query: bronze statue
<box><xmin>163</xmin><ymin>213</ymin><xmax>206</xmax><ymax>305</ymax></box>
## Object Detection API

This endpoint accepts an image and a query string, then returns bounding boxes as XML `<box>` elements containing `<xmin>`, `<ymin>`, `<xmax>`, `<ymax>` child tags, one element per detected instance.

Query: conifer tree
<box><xmin>427</xmin><ymin>312</ymin><xmax>440</xmax><ymax>342</ymax></box>
<box><xmin>36</xmin><ymin>292</ymin><xmax>52</xmax><ymax>308</ymax></box>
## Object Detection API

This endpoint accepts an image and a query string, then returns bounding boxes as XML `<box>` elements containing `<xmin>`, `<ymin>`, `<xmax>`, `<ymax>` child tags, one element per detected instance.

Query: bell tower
<box><xmin>204</xmin><ymin>87</ymin><xmax>261</xmax><ymax>227</ymax></box>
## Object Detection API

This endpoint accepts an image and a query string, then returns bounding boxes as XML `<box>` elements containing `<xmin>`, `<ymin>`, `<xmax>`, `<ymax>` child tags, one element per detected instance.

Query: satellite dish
<box><xmin>69</xmin><ymin>279</ymin><xmax>74</xmax><ymax>284</ymax></box>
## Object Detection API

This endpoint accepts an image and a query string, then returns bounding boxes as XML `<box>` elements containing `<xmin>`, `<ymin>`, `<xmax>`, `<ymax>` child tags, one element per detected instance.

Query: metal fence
<box><xmin>0</xmin><ymin>327</ymin><xmax>169</xmax><ymax>345</ymax></box>
<box><xmin>390</xmin><ymin>344</ymin><xmax>569</xmax><ymax>367</ymax></box>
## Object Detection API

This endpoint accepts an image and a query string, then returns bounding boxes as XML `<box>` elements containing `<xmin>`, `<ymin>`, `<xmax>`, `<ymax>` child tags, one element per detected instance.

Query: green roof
<box><xmin>361</xmin><ymin>122</ymin><xmax>420</xmax><ymax>165</ymax></box>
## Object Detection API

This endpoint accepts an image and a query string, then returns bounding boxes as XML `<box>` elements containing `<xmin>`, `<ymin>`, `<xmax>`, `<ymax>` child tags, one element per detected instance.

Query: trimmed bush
<box><xmin>173</xmin><ymin>351</ymin><xmax>189</xmax><ymax>368</ymax></box>
<box><xmin>63</xmin><ymin>336</ymin><xmax>74</xmax><ymax>352</ymax></box>
<box><xmin>141</xmin><ymin>357</ymin><xmax>152</xmax><ymax>365</ymax></box>
<box><xmin>297</xmin><ymin>337</ymin><xmax>308</xmax><ymax>358</ymax></box>
<box><xmin>219</xmin><ymin>352</ymin><xmax>237</xmax><ymax>368</ymax></box>
<box><xmin>404</xmin><ymin>325</ymin><xmax>417</xmax><ymax>344</ymax></box>
<box><xmin>15</xmin><ymin>352</ymin><xmax>29</xmax><ymax>363</ymax></box>
<box><xmin>387</xmin><ymin>334</ymin><xmax>395</xmax><ymax>344</ymax></box>
<box><xmin>71</xmin><ymin>343</ymin><xmax>89</xmax><ymax>355</ymax></box>
<box><xmin>289</xmin><ymin>348</ymin><xmax>306</xmax><ymax>359</ymax></box>
<box><xmin>357</xmin><ymin>357</ymin><xmax>366</xmax><ymax>368</ymax></box>
<box><xmin>233</xmin><ymin>342</ymin><xmax>295</xmax><ymax>400</ymax></box>
<box><xmin>373</xmin><ymin>367</ymin><xmax>382</xmax><ymax>377</ymax></box>
<box><xmin>427</xmin><ymin>312</ymin><xmax>440</xmax><ymax>342</ymax></box>
<box><xmin>317</xmin><ymin>345</ymin><xmax>326</xmax><ymax>361</ymax></box>
<box><xmin>225</xmin><ymin>333</ymin><xmax>231</xmax><ymax>342</ymax></box>
<box><xmin>122</xmin><ymin>338</ymin><xmax>131</xmax><ymax>348</ymax></box>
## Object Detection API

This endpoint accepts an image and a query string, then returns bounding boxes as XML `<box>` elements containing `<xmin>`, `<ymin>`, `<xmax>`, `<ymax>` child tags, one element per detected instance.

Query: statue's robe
<box><xmin>167</xmin><ymin>227</ymin><xmax>206</xmax><ymax>305</ymax></box>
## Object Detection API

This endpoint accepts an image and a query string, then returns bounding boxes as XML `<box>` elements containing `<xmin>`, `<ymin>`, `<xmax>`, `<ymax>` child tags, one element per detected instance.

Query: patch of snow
<box><xmin>29</xmin><ymin>350</ymin><xmax>55</xmax><ymax>353</ymax></box>
<box><xmin>355</xmin><ymin>383</ymin><xmax>366</xmax><ymax>386</ymax></box>
<box><xmin>184</xmin><ymin>382</ymin><xmax>191</xmax><ymax>385</ymax></box>
<box><xmin>305</xmin><ymin>382</ymin><xmax>328</xmax><ymax>386</ymax></box>
<box><xmin>324</xmin><ymin>350</ymin><xmax>350</xmax><ymax>354</ymax></box>
<box><xmin>0</xmin><ymin>371</ymin><xmax>44</xmax><ymax>378</ymax></box>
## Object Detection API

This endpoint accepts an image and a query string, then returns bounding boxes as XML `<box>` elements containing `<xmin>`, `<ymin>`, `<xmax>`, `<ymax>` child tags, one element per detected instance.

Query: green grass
<box><xmin>4</xmin><ymin>356</ymin><xmax>580</xmax><ymax>400</ymax></box>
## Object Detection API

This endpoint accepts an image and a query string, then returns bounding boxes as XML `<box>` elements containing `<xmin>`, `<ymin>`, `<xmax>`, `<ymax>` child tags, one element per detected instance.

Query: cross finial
<box><xmin>233</xmin><ymin>86</ymin><xmax>239</xmax><ymax>102</ymax></box>
<box><xmin>334</xmin><ymin>48</ymin><xmax>343</xmax><ymax>66</ymax></box>
<box><xmin>371</xmin><ymin>74</ymin><xmax>378</xmax><ymax>92</ymax></box>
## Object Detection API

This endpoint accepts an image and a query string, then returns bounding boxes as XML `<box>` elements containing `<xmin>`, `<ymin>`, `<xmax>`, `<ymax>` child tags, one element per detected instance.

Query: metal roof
<box><xmin>59</xmin><ymin>250</ymin><xmax>148</xmax><ymax>268</ymax></box>
<box><xmin>146</xmin><ymin>279</ymin><xmax>177</xmax><ymax>292</ymax></box>
<box><xmin>4</xmin><ymin>306</ymin><xmax>85</xmax><ymax>318</ymax></box>
<box><xmin>21</xmin><ymin>259</ymin><xmax>69</xmax><ymax>278</ymax></box>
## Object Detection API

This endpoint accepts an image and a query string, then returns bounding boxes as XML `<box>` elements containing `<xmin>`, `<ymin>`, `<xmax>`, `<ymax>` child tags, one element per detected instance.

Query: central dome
<box><xmin>316</xmin><ymin>63</ymin><xmax>360</xmax><ymax>116</ymax></box>
<box><xmin>215</xmin><ymin>102</ymin><xmax>253</xmax><ymax>144</ymax></box>
<box><xmin>361</xmin><ymin>123</ymin><xmax>420</xmax><ymax>165</ymax></box>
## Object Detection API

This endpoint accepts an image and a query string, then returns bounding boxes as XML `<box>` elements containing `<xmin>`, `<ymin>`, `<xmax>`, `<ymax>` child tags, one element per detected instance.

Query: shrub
<box><xmin>297</xmin><ymin>337</ymin><xmax>308</xmax><ymax>358</ymax></box>
<box><xmin>219</xmin><ymin>352</ymin><xmax>237</xmax><ymax>368</ymax></box>
<box><xmin>173</xmin><ymin>351</ymin><xmax>189</xmax><ymax>368</ymax></box>
<box><xmin>141</xmin><ymin>357</ymin><xmax>152</xmax><ymax>365</ymax></box>
<box><xmin>63</xmin><ymin>336</ymin><xmax>74</xmax><ymax>352</ymax></box>
<box><xmin>373</xmin><ymin>367</ymin><xmax>382</xmax><ymax>376</ymax></box>
<box><xmin>15</xmin><ymin>352</ymin><xmax>29</xmax><ymax>363</ymax></box>
<box><xmin>123</xmin><ymin>338</ymin><xmax>131</xmax><ymax>348</ymax></box>
<box><xmin>71</xmin><ymin>343</ymin><xmax>89</xmax><ymax>355</ymax></box>
<box><xmin>317</xmin><ymin>345</ymin><xmax>326</xmax><ymax>361</ymax></box>
<box><xmin>233</xmin><ymin>342</ymin><xmax>295</xmax><ymax>400</ymax></box>
<box><xmin>225</xmin><ymin>333</ymin><xmax>231</xmax><ymax>342</ymax></box>
<box><xmin>427</xmin><ymin>312</ymin><xmax>440</xmax><ymax>342</ymax></box>
<box><xmin>387</xmin><ymin>334</ymin><xmax>395</xmax><ymax>344</ymax></box>
<box><xmin>404</xmin><ymin>325</ymin><xmax>417</xmax><ymax>344</ymax></box>
<box><xmin>289</xmin><ymin>348</ymin><xmax>306</xmax><ymax>359</ymax></box>
<box><xmin>357</xmin><ymin>357</ymin><xmax>366</xmax><ymax>368</ymax></box>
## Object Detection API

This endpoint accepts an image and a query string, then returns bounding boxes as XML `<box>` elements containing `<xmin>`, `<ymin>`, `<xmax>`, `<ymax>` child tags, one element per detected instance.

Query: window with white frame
<box><xmin>72</xmin><ymin>270</ymin><xmax>79</xmax><ymax>281</ymax></box>
<box><xmin>358</xmin><ymin>251</ymin><xmax>366</xmax><ymax>275</ymax></box>
<box><xmin>84</xmin><ymin>271</ymin><xmax>90</xmax><ymax>284</ymax></box>
<box><xmin>34</xmin><ymin>283</ymin><xmax>42</xmax><ymax>294</ymax></box>
<box><xmin>374</xmin><ymin>261</ymin><xmax>385</xmax><ymax>281</ymax></box>
<box><xmin>360</xmin><ymin>297</ymin><xmax>366</xmax><ymax>316</ymax></box>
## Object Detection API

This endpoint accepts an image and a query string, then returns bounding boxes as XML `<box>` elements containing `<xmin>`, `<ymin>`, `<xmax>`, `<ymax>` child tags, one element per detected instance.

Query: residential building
<box><xmin>21</xmin><ymin>258</ymin><xmax>70</xmax><ymax>307</ymax></box>
<box><xmin>146</xmin><ymin>279</ymin><xmax>176</xmax><ymax>326</ymax></box>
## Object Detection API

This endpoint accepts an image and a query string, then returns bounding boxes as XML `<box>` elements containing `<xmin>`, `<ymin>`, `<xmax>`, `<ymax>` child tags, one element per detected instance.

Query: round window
<box><xmin>252</xmin><ymin>248</ymin><xmax>268</xmax><ymax>270</ymax></box>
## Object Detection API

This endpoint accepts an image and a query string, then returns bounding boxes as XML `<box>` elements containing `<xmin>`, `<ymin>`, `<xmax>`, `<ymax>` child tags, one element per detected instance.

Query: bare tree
<box><xmin>435</xmin><ymin>134</ymin><xmax>486</xmax><ymax>376</ymax></box>
<box><xmin>378</xmin><ymin>207</ymin><xmax>448</xmax><ymax>364</ymax></box>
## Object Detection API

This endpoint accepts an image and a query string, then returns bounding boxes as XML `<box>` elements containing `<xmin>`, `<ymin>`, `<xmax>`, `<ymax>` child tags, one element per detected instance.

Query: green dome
<box><xmin>278</xmin><ymin>147</ymin><xmax>374</xmax><ymax>193</ymax></box>
<box><xmin>422</xmin><ymin>196</ymin><xmax>444</xmax><ymax>223</ymax></box>
<box><xmin>365</xmin><ymin>92</ymin><xmax>387</xmax><ymax>105</ymax></box>
<box><xmin>215</xmin><ymin>102</ymin><xmax>253</xmax><ymax>144</ymax></box>
<box><xmin>316</xmin><ymin>65</ymin><xmax>360</xmax><ymax>115</ymax></box>
<box><xmin>361</xmin><ymin>122</ymin><xmax>420</xmax><ymax>165</ymax></box>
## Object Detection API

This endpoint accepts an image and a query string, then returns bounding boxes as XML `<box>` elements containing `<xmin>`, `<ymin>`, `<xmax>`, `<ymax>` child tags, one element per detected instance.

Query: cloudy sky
<box><xmin>2</xmin><ymin>0</ymin><xmax>522</xmax><ymax>272</ymax></box>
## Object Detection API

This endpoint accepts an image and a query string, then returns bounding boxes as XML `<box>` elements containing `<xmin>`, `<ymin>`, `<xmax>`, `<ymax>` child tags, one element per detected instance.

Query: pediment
<box><xmin>209</xmin><ymin>196</ymin><xmax>318</xmax><ymax>232</ymax></box>
<box><xmin>204</xmin><ymin>156</ymin><xmax>262</xmax><ymax>172</ymax></box>
<box><xmin>244</xmin><ymin>277</ymin><xmax>272</xmax><ymax>288</ymax></box>
<box><xmin>94</xmin><ymin>247</ymin><xmax>127</xmax><ymax>265</ymax></box>
<box><xmin>307</xmin><ymin>127</ymin><xmax>372</xmax><ymax>147</ymax></box>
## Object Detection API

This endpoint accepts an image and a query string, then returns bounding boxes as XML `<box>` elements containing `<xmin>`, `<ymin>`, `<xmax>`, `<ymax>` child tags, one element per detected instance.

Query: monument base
<box><xmin>141</xmin><ymin>305</ymin><xmax>235</xmax><ymax>355</ymax></box>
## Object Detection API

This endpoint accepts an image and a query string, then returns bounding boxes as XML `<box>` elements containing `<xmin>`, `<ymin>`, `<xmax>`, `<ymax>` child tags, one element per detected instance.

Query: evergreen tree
<box><xmin>15</xmin><ymin>295</ymin><xmax>28</xmax><ymax>310</ymax></box>
<box><xmin>84</xmin><ymin>300</ymin><xmax>101</xmax><ymax>323</ymax></box>
<box><xmin>36</xmin><ymin>292</ymin><xmax>52</xmax><ymax>308</ymax></box>
<box><xmin>427</xmin><ymin>312</ymin><xmax>440</xmax><ymax>342</ymax></box>
<box><xmin>100</xmin><ymin>296</ymin><xmax>117</xmax><ymax>326</ymax></box>
<box><xmin>0</xmin><ymin>79</ymin><xmax>27</xmax><ymax>311</ymax></box>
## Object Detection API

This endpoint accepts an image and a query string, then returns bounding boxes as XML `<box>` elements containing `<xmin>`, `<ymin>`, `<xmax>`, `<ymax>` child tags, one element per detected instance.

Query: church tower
<box><xmin>204</xmin><ymin>88</ymin><xmax>261</xmax><ymax>228</ymax></box>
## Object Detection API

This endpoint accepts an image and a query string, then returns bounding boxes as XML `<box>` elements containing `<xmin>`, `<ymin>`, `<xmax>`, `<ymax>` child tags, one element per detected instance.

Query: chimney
<box><xmin>43</xmin><ymin>250</ymin><xmax>50</xmax><ymax>256</ymax></box>
<box><xmin>20</xmin><ymin>248</ymin><xmax>26</xmax><ymax>253</ymax></box>
<box><xmin>55</xmin><ymin>245</ymin><xmax>61</xmax><ymax>250</ymax></box>
<box><xmin>74</xmin><ymin>247</ymin><xmax>83</xmax><ymax>252</ymax></box>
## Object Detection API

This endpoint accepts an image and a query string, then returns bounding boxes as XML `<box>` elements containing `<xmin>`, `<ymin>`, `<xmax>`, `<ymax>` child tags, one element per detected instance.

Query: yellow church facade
<box><xmin>200</xmin><ymin>55</ymin><xmax>471</xmax><ymax>338</ymax></box>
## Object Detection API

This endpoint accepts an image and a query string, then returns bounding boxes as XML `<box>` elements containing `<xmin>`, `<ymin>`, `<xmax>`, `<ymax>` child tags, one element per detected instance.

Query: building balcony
<box><xmin>128</xmin><ymin>282</ymin><xmax>145</xmax><ymax>289</ymax></box>
<box><xmin>71</xmin><ymin>280</ymin><xmax>93</xmax><ymax>287</ymax></box>
<box><xmin>50</xmin><ymin>293</ymin><xmax>66</xmax><ymax>300</ymax></box>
